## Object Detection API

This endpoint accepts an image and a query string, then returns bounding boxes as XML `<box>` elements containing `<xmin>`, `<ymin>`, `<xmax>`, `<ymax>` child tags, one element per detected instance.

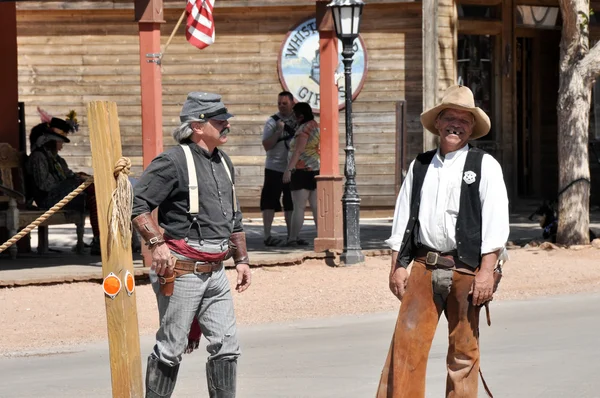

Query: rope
<box><xmin>0</xmin><ymin>157</ymin><xmax>134</xmax><ymax>256</ymax></box>
<box><xmin>0</xmin><ymin>176</ymin><xmax>94</xmax><ymax>254</ymax></box>
<box><xmin>109</xmin><ymin>157</ymin><xmax>133</xmax><ymax>253</ymax></box>
<box><xmin>557</xmin><ymin>177</ymin><xmax>591</xmax><ymax>198</ymax></box>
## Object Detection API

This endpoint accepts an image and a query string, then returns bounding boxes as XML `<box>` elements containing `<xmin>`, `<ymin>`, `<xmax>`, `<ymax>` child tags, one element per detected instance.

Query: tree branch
<box><xmin>559</xmin><ymin>0</ymin><xmax>588</xmax><ymax>69</ymax></box>
<box><xmin>581</xmin><ymin>41</ymin><xmax>600</xmax><ymax>83</ymax></box>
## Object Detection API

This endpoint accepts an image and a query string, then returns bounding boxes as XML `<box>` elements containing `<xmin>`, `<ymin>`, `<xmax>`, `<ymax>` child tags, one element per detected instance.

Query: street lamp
<box><xmin>328</xmin><ymin>0</ymin><xmax>365</xmax><ymax>265</ymax></box>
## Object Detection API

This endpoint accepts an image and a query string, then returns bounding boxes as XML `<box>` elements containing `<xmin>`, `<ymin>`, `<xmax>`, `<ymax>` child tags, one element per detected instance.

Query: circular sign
<box><xmin>277</xmin><ymin>18</ymin><xmax>368</xmax><ymax>113</ymax></box>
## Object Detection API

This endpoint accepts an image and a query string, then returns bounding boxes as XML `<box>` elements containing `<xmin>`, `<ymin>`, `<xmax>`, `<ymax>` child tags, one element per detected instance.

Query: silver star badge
<box><xmin>463</xmin><ymin>170</ymin><xmax>477</xmax><ymax>185</ymax></box>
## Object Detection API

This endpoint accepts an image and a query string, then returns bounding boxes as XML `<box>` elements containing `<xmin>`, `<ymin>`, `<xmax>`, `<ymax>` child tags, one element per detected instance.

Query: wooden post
<box><xmin>395</xmin><ymin>100</ymin><xmax>407</xmax><ymax>196</ymax></box>
<box><xmin>502</xmin><ymin>0</ymin><xmax>516</xmax><ymax>205</ymax></box>
<box><xmin>0</xmin><ymin>2</ymin><xmax>19</xmax><ymax>148</ymax></box>
<box><xmin>423</xmin><ymin>0</ymin><xmax>439</xmax><ymax>151</ymax></box>
<box><xmin>136</xmin><ymin>0</ymin><xmax>165</xmax><ymax>168</ymax></box>
<box><xmin>315</xmin><ymin>1</ymin><xmax>344</xmax><ymax>253</ymax></box>
<box><xmin>88</xmin><ymin>101</ymin><xmax>143</xmax><ymax>398</ymax></box>
<box><xmin>135</xmin><ymin>0</ymin><xmax>165</xmax><ymax>266</ymax></box>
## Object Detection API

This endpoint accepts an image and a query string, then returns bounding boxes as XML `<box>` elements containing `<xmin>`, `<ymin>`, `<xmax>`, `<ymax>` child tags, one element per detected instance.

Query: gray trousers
<box><xmin>151</xmin><ymin>266</ymin><xmax>241</xmax><ymax>366</ymax></box>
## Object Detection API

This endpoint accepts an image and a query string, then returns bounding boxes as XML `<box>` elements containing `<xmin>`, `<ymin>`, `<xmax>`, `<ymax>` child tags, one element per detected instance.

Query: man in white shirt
<box><xmin>377</xmin><ymin>85</ymin><xmax>509</xmax><ymax>398</ymax></box>
<box><xmin>260</xmin><ymin>91</ymin><xmax>296</xmax><ymax>246</ymax></box>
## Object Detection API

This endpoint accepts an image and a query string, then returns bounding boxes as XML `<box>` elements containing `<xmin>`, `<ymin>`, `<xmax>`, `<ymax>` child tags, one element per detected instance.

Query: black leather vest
<box><xmin>396</xmin><ymin>146</ymin><xmax>485</xmax><ymax>270</ymax></box>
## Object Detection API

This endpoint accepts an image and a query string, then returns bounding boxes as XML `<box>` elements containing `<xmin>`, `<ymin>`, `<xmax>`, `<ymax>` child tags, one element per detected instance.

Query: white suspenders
<box><xmin>180</xmin><ymin>144</ymin><xmax>237</xmax><ymax>217</ymax></box>
<box><xmin>219</xmin><ymin>153</ymin><xmax>237</xmax><ymax>214</ymax></box>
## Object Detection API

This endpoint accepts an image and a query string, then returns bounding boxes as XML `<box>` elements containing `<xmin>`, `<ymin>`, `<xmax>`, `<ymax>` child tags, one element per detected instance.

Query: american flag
<box><xmin>186</xmin><ymin>0</ymin><xmax>216</xmax><ymax>49</ymax></box>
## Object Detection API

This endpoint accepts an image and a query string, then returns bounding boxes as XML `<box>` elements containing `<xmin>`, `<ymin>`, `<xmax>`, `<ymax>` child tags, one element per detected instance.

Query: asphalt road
<box><xmin>1</xmin><ymin>293</ymin><xmax>598</xmax><ymax>398</ymax></box>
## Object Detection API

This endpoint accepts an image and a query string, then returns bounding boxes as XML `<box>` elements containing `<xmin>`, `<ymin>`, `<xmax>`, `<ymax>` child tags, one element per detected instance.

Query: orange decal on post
<box><xmin>103</xmin><ymin>272</ymin><xmax>122</xmax><ymax>299</ymax></box>
<box><xmin>125</xmin><ymin>270</ymin><xmax>135</xmax><ymax>296</ymax></box>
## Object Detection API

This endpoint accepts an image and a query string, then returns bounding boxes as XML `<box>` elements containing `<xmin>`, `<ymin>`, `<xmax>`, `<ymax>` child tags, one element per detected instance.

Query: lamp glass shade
<box><xmin>341</xmin><ymin>7</ymin><xmax>354</xmax><ymax>36</ymax></box>
<box><xmin>329</xmin><ymin>1</ymin><xmax>364</xmax><ymax>40</ymax></box>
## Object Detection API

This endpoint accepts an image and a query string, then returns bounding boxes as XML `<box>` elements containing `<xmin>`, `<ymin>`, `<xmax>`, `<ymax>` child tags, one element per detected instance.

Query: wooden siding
<box><xmin>17</xmin><ymin>2</ymin><xmax>423</xmax><ymax>209</ymax></box>
<box><xmin>16</xmin><ymin>0</ymin><xmax>415</xmax><ymax>10</ymax></box>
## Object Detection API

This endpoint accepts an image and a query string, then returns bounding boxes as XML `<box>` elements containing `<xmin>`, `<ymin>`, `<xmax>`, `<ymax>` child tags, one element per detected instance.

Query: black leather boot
<box><xmin>145</xmin><ymin>355</ymin><xmax>180</xmax><ymax>398</ymax></box>
<box><xmin>206</xmin><ymin>359</ymin><xmax>237</xmax><ymax>398</ymax></box>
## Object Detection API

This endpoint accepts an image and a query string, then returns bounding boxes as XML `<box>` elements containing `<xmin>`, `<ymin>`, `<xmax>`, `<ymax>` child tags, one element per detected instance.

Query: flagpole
<box><xmin>159</xmin><ymin>9</ymin><xmax>187</xmax><ymax>63</ymax></box>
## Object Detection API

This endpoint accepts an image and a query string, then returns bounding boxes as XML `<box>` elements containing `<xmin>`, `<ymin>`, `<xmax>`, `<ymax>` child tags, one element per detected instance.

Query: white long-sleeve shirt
<box><xmin>385</xmin><ymin>145</ymin><xmax>510</xmax><ymax>255</ymax></box>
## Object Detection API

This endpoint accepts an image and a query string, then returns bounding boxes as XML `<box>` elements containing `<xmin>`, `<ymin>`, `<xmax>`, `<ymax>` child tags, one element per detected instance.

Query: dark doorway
<box><xmin>515</xmin><ymin>31</ymin><xmax>560</xmax><ymax>200</ymax></box>
<box><xmin>516</xmin><ymin>37</ymin><xmax>533</xmax><ymax>196</ymax></box>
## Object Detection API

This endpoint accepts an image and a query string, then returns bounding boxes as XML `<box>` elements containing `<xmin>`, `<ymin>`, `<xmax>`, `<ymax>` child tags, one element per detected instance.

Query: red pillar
<box><xmin>135</xmin><ymin>0</ymin><xmax>165</xmax><ymax>168</ymax></box>
<box><xmin>0</xmin><ymin>2</ymin><xmax>19</xmax><ymax>148</ymax></box>
<box><xmin>135</xmin><ymin>0</ymin><xmax>165</xmax><ymax>266</ymax></box>
<box><xmin>314</xmin><ymin>2</ymin><xmax>344</xmax><ymax>253</ymax></box>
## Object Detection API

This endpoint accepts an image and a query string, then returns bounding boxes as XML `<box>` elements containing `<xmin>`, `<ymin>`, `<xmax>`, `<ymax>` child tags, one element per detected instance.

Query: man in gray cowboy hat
<box><xmin>132</xmin><ymin>92</ymin><xmax>251</xmax><ymax>398</ymax></box>
<box><xmin>376</xmin><ymin>85</ymin><xmax>509</xmax><ymax>398</ymax></box>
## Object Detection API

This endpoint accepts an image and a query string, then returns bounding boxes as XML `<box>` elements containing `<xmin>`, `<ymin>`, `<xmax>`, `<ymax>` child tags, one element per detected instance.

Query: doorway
<box><xmin>516</xmin><ymin>37</ymin><xmax>533</xmax><ymax>196</ymax></box>
<box><xmin>515</xmin><ymin>31</ymin><xmax>560</xmax><ymax>199</ymax></box>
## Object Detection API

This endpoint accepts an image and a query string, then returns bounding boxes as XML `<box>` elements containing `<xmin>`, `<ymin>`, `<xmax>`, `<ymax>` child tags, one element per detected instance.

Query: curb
<box><xmin>0</xmin><ymin>248</ymin><xmax>393</xmax><ymax>288</ymax></box>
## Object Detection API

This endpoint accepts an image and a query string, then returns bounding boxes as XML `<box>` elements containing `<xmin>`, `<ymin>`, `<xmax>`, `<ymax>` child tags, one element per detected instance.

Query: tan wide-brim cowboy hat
<box><xmin>420</xmin><ymin>85</ymin><xmax>491</xmax><ymax>140</ymax></box>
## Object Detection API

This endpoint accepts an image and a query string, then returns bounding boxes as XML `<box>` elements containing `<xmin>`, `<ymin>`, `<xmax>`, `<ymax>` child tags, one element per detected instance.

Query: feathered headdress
<box><xmin>65</xmin><ymin>110</ymin><xmax>79</xmax><ymax>132</ymax></box>
<box><xmin>31</xmin><ymin>107</ymin><xmax>78</xmax><ymax>148</ymax></box>
<box><xmin>37</xmin><ymin>107</ymin><xmax>53</xmax><ymax>124</ymax></box>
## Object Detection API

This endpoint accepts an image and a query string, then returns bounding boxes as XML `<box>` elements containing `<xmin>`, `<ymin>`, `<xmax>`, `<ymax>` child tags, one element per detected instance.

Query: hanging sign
<box><xmin>277</xmin><ymin>17</ymin><xmax>368</xmax><ymax>113</ymax></box>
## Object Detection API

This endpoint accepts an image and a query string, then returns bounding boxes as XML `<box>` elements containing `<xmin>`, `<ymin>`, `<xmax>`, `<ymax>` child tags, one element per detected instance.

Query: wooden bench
<box><xmin>0</xmin><ymin>143</ymin><xmax>85</xmax><ymax>258</ymax></box>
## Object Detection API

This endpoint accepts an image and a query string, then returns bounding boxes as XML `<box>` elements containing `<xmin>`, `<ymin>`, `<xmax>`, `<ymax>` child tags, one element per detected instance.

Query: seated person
<box><xmin>26</xmin><ymin>113</ymin><xmax>100</xmax><ymax>255</ymax></box>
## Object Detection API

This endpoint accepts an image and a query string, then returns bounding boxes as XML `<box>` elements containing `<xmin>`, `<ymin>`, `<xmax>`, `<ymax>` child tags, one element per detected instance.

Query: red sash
<box><xmin>164</xmin><ymin>236</ymin><xmax>229</xmax><ymax>262</ymax></box>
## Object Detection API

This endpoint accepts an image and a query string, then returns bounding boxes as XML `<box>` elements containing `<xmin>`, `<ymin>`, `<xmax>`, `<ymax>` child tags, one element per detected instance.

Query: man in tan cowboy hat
<box><xmin>376</xmin><ymin>85</ymin><xmax>509</xmax><ymax>397</ymax></box>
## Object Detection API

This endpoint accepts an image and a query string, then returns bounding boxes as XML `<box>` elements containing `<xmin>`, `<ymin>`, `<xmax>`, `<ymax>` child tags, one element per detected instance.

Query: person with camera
<box><xmin>260</xmin><ymin>91</ymin><xmax>297</xmax><ymax>247</ymax></box>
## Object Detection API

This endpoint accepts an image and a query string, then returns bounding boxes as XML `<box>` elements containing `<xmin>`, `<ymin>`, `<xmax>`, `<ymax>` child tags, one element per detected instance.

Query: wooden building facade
<box><xmin>13</xmin><ymin>0</ymin><xmax>600</xmax><ymax>210</ymax></box>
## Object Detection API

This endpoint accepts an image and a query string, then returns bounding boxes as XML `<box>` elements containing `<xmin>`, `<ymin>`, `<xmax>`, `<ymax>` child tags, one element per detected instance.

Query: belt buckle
<box><xmin>425</xmin><ymin>252</ymin><xmax>439</xmax><ymax>266</ymax></box>
<box><xmin>193</xmin><ymin>261</ymin><xmax>209</xmax><ymax>274</ymax></box>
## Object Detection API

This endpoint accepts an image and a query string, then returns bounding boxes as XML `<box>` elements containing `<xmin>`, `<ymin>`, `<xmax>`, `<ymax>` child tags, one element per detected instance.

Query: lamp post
<box><xmin>328</xmin><ymin>0</ymin><xmax>365</xmax><ymax>265</ymax></box>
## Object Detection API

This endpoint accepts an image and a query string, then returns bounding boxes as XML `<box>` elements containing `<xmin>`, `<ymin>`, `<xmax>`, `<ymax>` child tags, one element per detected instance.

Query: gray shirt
<box><xmin>262</xmin><ymin>113</ymin><xmax>296</xmax><ymax>173</ymax></box>
<box><xmin>132</xmin><ymin>142</ymin><xmax>243</xmax><ymax>241</ymax></box>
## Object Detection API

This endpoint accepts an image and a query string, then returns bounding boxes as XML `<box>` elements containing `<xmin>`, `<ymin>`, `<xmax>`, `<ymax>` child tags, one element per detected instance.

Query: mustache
<box><xmin>219</xmin><ymin>127</ymin><xmax>230</xmax><ymax>137</ymax></box>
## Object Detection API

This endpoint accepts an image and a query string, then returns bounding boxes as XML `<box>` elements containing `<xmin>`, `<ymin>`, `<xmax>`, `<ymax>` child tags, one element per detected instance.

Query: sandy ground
<box><xmin>1</xmin><ymin>246</ymin><xmax>599</xmax><ymax>355</ymax></box>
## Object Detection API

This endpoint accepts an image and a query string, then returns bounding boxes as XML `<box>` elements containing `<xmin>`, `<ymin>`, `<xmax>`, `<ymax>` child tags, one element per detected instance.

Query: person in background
<box><xmin>260</xmin><ymin>91</ymin><xmax>296</xmax><ymax>247</ymax></box>
<box><xmin>283</xmin><ymin>102</ymin><xmax>320</xmax><ymax>246</ymax></box>
<box><xmin>26</xmin><ymin>110</ymin><xmax>100</xmax><ymax>255</ymax></box>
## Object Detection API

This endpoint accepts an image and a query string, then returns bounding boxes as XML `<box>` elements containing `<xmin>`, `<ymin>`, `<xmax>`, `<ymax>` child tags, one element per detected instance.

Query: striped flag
<box><xmin>186</xmin><ymin>0</ymin><xmax>216</xmax><ymax>49</ymax></box>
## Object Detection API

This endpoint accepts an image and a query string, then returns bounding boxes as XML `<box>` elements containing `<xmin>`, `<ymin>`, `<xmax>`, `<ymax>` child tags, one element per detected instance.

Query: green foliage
<box><xmin>579</xmin><ymin>11</ymin><xmax>590</xmax><ymax>32</ymax></box>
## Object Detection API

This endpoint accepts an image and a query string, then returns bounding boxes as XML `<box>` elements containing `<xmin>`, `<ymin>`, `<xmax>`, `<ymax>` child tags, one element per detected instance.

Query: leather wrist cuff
<box><xmin>132</xmin><ymin>213</ymin><xmax>164</xmax><ymax>249</ymax></box>
<box><xmin>229</xmin><ymin>232</ymin><xmax>249</xmax><ymax>265</ymax></box>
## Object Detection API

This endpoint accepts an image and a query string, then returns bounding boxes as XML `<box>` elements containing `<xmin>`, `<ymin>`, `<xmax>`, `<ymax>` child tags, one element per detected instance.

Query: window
<box><xmin>516</xmin><ymin>6</ymin><xmax>560</xmax><ymax>29</ymax></box>
<box><xmin>592</xmin><ymin>79</ymin><xmax>600</xmax><ymax>141</ymax></box>
<box><xmin>457</xmin><ymin>34</ymin><xmax>495</xmax><ymax>140</ymax></box>
<box><xmin>458</xmin><ymin>5</ymin><xmax>498</xmax><ymax>19</ymax></box>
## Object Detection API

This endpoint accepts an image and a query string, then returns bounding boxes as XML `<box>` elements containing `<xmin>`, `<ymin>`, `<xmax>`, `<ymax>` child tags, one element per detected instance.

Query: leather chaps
<box><xmin>376</xmin><ymin>261</ymin><xmax>482</xmax><ymax>398</ymax></box>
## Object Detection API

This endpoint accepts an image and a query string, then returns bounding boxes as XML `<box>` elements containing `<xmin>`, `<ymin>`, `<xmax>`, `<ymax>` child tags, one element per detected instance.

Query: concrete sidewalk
<box><xmin>1</xmin><ymin>214</ymin><xmax>598</xmax><ymax>287</ymax></box>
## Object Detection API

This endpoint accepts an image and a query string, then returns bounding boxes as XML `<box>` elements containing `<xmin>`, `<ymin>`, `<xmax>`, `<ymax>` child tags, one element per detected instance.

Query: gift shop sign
<box><xmin>277</xmin><ymin>18</ymin><xmax>368</xmax><ymax>113</ymax></box>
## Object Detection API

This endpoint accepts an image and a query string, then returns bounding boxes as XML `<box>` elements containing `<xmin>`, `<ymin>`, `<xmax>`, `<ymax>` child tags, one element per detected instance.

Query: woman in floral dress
<box><xmin>283</xmin><ymin>102</ymin><xmax>320</xmax><ymax>246</ymax></box>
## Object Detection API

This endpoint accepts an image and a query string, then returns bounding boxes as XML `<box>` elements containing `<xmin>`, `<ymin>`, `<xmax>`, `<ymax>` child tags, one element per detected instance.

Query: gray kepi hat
<box><xmin>179</xmin><ymin>92</ymin><xmax>234</xmax><ymax>123</ymax></box>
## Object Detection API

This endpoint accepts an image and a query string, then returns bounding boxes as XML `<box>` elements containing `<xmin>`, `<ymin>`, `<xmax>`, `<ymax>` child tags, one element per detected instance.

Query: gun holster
<box><xmin>158</xmin><ymin>257</ymin><xmax>177</xmax><ymax>297</ymax></box>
